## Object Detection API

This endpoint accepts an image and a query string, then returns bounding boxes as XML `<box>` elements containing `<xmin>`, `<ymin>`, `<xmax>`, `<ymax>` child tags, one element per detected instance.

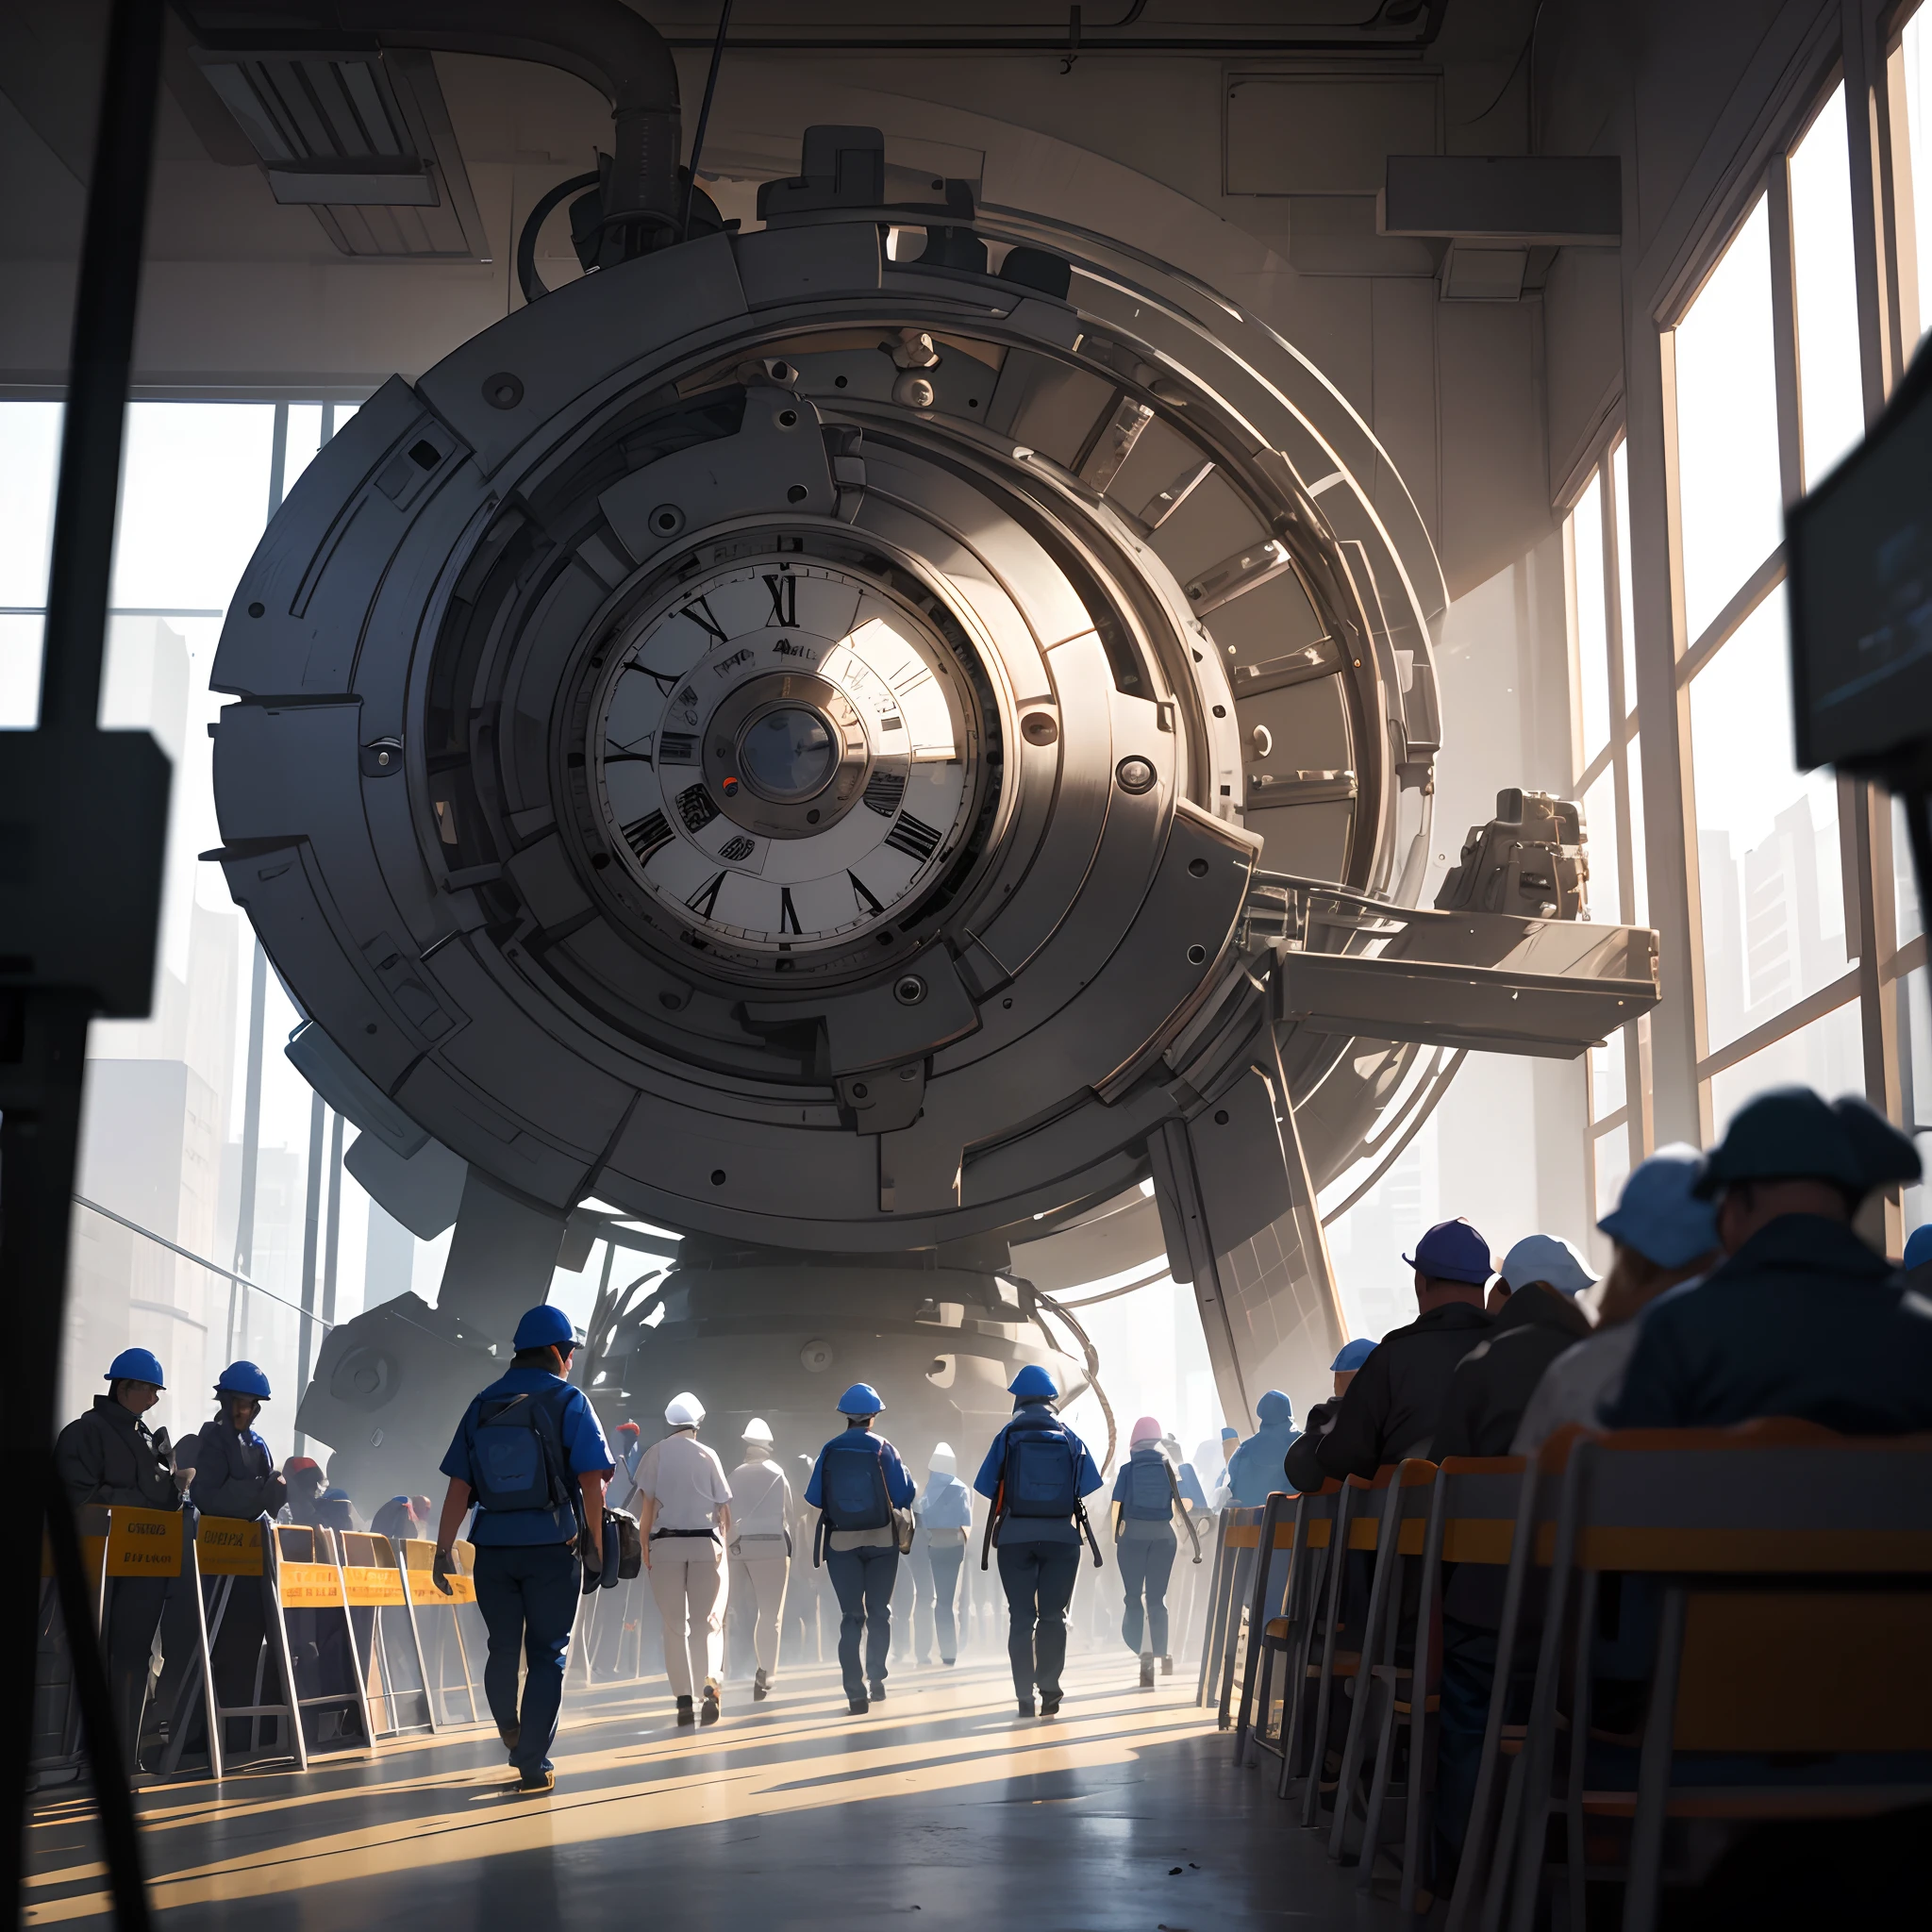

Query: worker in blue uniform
<box><xmin>1110</xmin><ymin>1414</ymin><xmax>1206</xmax><ymax>1688</ymax></box>
<box><xmin>806</xmin><ymin>1383</ymin><xmax>916</xmax><ymax>1713</ymax></box>
<box><xmin>1225</xmin><ymin>1390</ymin><xmax>1301</xmax><ymax>1507</ymax></box>
<box><xmin>1607</xmin><ymin>1087</ymin><xmax>1932</xmax><ymax>1432</ymax></box>
<box><xmin>431</xmin><ymin>1304</ymin><xmax>613</xmax><ymax>1795</ymax></box>
<box><xmin>188</xmin><ymin>1360</ymin><xmax>290</xmax><ymax>1754</ymax></box>
<box><xmin>974</xmin><ymin>1365</ymin><xmax>1105</xmax><ymax>1719</ymax></box>
<box><xmin>913</xmin><ymin>1444</ymin><xmax>974</xmax><ymax>1665</ymax></box>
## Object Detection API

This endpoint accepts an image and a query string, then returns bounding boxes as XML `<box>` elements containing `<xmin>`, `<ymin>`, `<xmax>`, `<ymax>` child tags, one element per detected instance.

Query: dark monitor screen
<box><xmin>1788</xmin><ymin>349</ymin><xmax>1932</xmax><ymax>774</ymax></box>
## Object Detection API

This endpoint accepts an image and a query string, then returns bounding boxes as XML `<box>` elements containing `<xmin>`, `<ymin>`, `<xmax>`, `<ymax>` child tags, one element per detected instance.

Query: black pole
<box><xmin>0</xmin><ymin>1</ymin><xmax>166</xmax><ymax>1922</ymax></box>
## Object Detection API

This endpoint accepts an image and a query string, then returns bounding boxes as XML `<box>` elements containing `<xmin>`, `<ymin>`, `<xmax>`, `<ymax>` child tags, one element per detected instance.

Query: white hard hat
<box><xmin>928</xmin><ymin>1441</ymin><xmax>956</xmax><ymax>1474</ymax></box>
<box><xmin>665</xmin><ymin>1391</ymin><xmax>705</xmax><ymax>1427</ymax></box>
<box><xmin>741</xmin><ymin>1416</ymin><xmax>774</xmax><ymax>1442</ymax></box>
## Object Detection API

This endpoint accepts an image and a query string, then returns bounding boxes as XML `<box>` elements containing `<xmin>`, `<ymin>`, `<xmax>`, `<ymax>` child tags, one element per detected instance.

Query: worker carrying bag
<box><xmin>983</xmin><ymin>1409</ymin><xmax>1103</xmax><ymax>1569</ymax></box>
<box><xmin>813</xmin><ymin>1440</ymin><xmax>891</xmax><ymax>1566</ymax></box>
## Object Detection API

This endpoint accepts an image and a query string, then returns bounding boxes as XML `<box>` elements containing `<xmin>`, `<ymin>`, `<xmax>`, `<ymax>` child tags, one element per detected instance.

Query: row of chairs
<box><xmin>1227</xmin><ymin>1424</ymin><xmax>1932</xmax><ymax>1929</ymax></box>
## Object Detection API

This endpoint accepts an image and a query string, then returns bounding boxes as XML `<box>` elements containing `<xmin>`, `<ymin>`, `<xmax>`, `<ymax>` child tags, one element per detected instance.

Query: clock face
<box><xmin>591</xmin><ymin>558</ymin><xmax>982</xmax><ymax>957</ymax></box>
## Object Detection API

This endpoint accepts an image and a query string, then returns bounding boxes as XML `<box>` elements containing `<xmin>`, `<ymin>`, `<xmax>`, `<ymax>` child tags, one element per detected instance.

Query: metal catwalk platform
<box><xmin>25</xmin><ymin>1654</ymin><xmax>1399</xmax><ymax>1929</ymax></box>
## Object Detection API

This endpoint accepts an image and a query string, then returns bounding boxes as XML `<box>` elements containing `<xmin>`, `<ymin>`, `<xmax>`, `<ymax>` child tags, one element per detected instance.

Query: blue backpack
<box><xmin>469</xmin><ymin>1387</ymin><xmax>575</xmax><ymax>1523</ymax></box>
<box><xmin>820</xmin><ymin>1439</ymin><xmax>891</xmax><ymax>1532</ymax></box>
<box><xmin>1003</xmin><ymin>1410</ymin><xmax>1080</xmax><ymax>1518</ymax></box>
<box><xmin>1124</xmin><ymin>1453</ymin><xmax>1174</xmax><ymax>1522</ymax></box>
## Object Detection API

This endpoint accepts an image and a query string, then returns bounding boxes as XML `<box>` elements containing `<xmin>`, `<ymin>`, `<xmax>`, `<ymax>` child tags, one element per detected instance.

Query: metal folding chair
<box><xmin>1355</xmin><ymin>1457</ymin><xmax>1525</xmax><ymax>1917</ymax></box>
<box><xmin>1298</xmin><ymin>1473</ymin><xmax>1369</xmax><ymax>1826</ymax></box>
<box><xmin>1329</xmin><ymin>1460</ymin><xmax>1438</xmax><ymax>1865</ymax></box>
<box><xmin>1494</xmin><ymin>1424</ymin><xmax>1932</xmax><ymax>1932</ymax></box>
<box><xmin>1231</xmin><ymin>1489</ymin><xmax>1304</xmax><ymax>1765</ymax></box>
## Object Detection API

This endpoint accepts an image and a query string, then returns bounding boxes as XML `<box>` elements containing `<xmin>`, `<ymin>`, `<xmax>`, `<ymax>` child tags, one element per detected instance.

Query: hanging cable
<box><xmin>1034</xmin><ymin>1288</ymin><xmax>1118</xmax><ymax>1474</ymax></box>
<box><xmin>681</xmin><ymin>0</ymin><xmax>733</xmax><ymax>242</ymax></box>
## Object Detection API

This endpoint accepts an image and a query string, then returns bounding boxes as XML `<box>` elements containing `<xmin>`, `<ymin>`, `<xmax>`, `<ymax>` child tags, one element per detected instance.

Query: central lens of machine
<box><xmin>738</xmin><ymin>705</ymin><xmax>838</xmax><ymax>802</ymax></box>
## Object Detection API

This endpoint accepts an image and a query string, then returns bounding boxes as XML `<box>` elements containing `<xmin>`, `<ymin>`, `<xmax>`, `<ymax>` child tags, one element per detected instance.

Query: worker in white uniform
<box><xmin>724</xmin><ymin>1419</ymin><xmax>793</xmax><ymax>1701</ymax></box>
<box><xmin>634</xmin><ymin>1392</ymin><xmax>733</xmax><ymax>1725</ymax></box>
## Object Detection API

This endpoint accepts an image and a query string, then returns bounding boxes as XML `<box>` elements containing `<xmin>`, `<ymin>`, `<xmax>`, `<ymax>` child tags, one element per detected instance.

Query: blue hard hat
<box><xmin>1599</xmin><ymin>1144</ymin><xmax>1721</xmax><ymax>1270</ymax></box>
<box><xmin>1008</xmin><ymin>1364</ymin><xmax>1058</xmax><ymax>1401</ymax></box>
<box><xmin>1905</xmin><ymin>1224</ymin><xmax>1932</xmax><ymax>1272</ymax></box>
<box><xmin>1331</xmin><ymin>1339</ymin><xmax>1376</xmax><ymax>1373</ymax></box>
<box><xmin>512</xmin><ymin>1304</ymin><xmax>575</xmax><ymax>1351</ymax></box>
<box><xmin>215</xmin><ymin>1360</ymin><xmax>272</xmax><ymax>1400</ymax></box>
<box><xmin>837</xmin><ymin>1382</ymin><xmax>884</xmax><ymax>1416</ymax></box>
<box><xmin>1403</xmin><ymin>1217</ymin><xmax>1494</xmax><ymax>1286</ymax></box>
<box><xmin>1693</xmin><ymin>1087</ymin><xmax>1918</xmax><ymax>1199</ymax></box>
<box><xmin>106</xmin><ymin>1347</ymin><xmax>165</xmax><ymax>1389</ymax></box>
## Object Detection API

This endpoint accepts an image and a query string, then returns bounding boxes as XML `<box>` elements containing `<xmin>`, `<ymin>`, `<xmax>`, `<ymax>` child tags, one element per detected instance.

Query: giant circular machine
<box><xmin>211</xmin><ymin>120</ymin><xmax>1462</xmax><ymax>1495</ymax></box>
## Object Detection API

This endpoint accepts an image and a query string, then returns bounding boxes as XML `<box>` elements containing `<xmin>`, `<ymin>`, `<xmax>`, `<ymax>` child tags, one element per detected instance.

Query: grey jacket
<box><xmin>55</xmin><ymin>1396</ymin><xmax>178</xmax><ymax>1510</ymax></box>
<box><xmin>189</xmin><ymin>1419</ymin><xmax>287</xmax><ymax>1521</ymax></box>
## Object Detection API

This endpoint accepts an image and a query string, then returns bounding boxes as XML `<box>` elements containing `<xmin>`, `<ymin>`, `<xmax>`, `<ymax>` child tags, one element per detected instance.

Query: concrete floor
<box><xmin>25</xmin><ymin>1653</ymin><xmax>1402</xmax><ymax>1930</ymax></box>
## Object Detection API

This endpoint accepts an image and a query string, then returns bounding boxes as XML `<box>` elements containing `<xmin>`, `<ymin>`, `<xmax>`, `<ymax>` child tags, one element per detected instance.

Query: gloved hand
<box><xmin>579</xmin><ymin>1534</ymin><xmax>603</xmax><ymax>1595</ymax></box>
<box><xmin>432</xmin><ymin>1546</ymin><xmax>458</xmax><ymax>1596</ymax></box>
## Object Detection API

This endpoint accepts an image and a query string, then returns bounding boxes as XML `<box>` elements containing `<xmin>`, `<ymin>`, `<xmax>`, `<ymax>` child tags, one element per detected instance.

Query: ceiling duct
<box><xmin>178</xmin><ymin>1</ymin><xmax>685</xmax><ymax>263</ymax></box>
<box><xmin>190</xmin><ymin>42</ymin><xmax>488</xmax><ymax>259</ymax></box>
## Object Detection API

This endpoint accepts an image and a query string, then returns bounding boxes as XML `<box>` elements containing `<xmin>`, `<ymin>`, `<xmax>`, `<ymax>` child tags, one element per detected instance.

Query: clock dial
<box><xmin>591</xmin><ymin>558</ymin><xmax>981</xmax><ymax>955</ymax></box>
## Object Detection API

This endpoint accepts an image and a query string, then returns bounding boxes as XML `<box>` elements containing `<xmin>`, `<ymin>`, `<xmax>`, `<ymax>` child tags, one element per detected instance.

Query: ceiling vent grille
<box><xmin>191</xmin><ymin>43</ymin><xmax>488</xmax><ymax>260</ymax></box>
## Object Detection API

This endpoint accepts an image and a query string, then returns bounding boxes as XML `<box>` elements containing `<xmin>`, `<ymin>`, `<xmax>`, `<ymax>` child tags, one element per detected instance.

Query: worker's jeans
<box><xmin>727</xmin><ymin>1544</ymin><xmax>788</xmax><ymax>1677</ymax></box>
<box><xmin>927</xmin><ymin>1541</ymin><xmax>965</xmax><ymax>1661</ymax></box>
<box><xmin>649</xmin><ymin>1538</ymin><xmax>726</xmax><ymax>1697</ymax></box>
<box><xmin>824</xmin><ymin>1545</ymin><xmax>898</xmax><ymax>1698</ymax></box>
<box><xmin>1118</xmin><ymin>1526</ymin><xmax>1176</xmax><ymax>1656</ymax></box>
<box><xmin>474</xmin><ymin>1541</ymin><xmax>581</xmax><ymax>1774</ymax></box>
<box><xmin>997</xmin><ymin>1540</ymin><xmax>1081</xmax><ymax>1701</ymax></box>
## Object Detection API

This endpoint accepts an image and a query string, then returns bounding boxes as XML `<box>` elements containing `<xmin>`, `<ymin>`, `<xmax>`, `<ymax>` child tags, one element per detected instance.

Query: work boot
<box><xmin>868</xmin><ymin>1681</ymin><xmax>887</xmax><ymax>1702</ymax></box>
<box><xmin>1015</xmin><ymin>1697</ymin><xmax>1036</xmax><ymax>1718</ymax></box>
<box><xmin>507</xmin><ymin>1768</ymin><xmax>554</xmax><ymax>1796</ymax></box>
<box><xmin>1161</xmin><ymin>1655</ymin><xmax>1174</xmax><ymax>1675</ymax></box>
<box><xmin>701</xmin><ymin>1682</ymin><xmax>722</xmax><ymax>1724</ymax></box>
<box><xmin>848</xmin><ymin>1694</ymin><xmax>870</xmax><ymax>1715</ymax></box>
<box><xmin>1139</xmin><ymin>1654</ymin><xmax>1156</xmax><ymax>1690</ymax></box>
<box><xmin>753</xmin><ymin>1667</ymin><xmax>769</xmax><ymax>1702</ymax></box>
<box><xmin>675</xmin><ymin>1695</ymin><xmax>694</xmax><ymax>1726</ymax></box>
<box><xmin>1040</xmin><ymin>1691</ymin><xmax>1062</xmax><ymax>1717</ymax></box>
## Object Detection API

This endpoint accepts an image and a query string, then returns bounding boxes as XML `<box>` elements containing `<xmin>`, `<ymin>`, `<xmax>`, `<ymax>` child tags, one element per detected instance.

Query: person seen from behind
<box><xmin>1224</xmin><ymin>1390</ymin><xmax>1300</xmax><ymax>1506</ymax></box>
<box><xmin>1286</xmin><ymin>1218</ymin><xmax>1493</xmax><ymax>1491</ymax></box>
<box><xmin>974</xmin><ymin>1365</ymin><xmax>1105</xmax><ymax>1720</ymax></box>
<box><xmin>1430</xmin><ymin>1234</ymin><xmax>1596</xmax><ymax>1459</ymax></box>
<box><xmin>1511</xmin><ymin>1149</ymin><xmax>1719</xmax><ymax>1450</ymax></box>
<box><xmin>915</xmin><ymin>1443</ymin><xmax>974</xmax><ymax>1665</ymax></box>
<box><xmin>806</xmin><ymin>1383</ymin><xmax>916</xmax><ymax>1714</ymax></box>
<box><xmin>1110</xmin><ymin>1414</ymin><xmax>1206</xmax><ymax>1688</ymax></box>
<box><xmin>635</xmin><ymin>1392</ymin><xmax>733</xmax><ymax>1725</ymax></box>
<box><xmin>1606</xmin><ymin>1088</ymin><xmax>1932</xmax><ymax>1432</ymax></box>
<box><xmin>431</xmin><ymin>1305</ymin><xmax>612</xmax><ymax>1795</ymax></box>
<box><xmin>724</xmin><ymin>1418</ymin><xmax>790</xmax><ymax>1702</ymax></box>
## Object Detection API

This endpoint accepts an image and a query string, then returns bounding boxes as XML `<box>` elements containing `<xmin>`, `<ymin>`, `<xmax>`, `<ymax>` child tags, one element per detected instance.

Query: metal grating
<box><xmin>191</xmin><ymin>43</ymin><xmax>488</xmax><ymax>260</ymax></box>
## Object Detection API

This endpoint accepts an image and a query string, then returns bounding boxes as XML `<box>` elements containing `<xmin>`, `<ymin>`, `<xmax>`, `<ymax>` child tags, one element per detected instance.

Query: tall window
<box><xmin>1668</xmin><ymin>80</ymin><xmax>1889</xmax><ymax>1145</ymax></box>
<box><xmin>1565</xmin><ymin>439</ymin><xmax>1647</xmax><ymax>1222</ymax></box>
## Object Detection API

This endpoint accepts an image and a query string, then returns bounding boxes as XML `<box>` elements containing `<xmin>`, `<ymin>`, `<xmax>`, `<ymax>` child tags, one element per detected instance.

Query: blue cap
<box><xmin>1694</xmin><ymin>1087</ymin><xmax>1919</xmax><ymax>1199</ymax></box>
<box><xmin>512</xmin><ymin>1304</ymin><xmax>575</xmax><ymax>1351</ymax></box>
<box><xmin>1498</xmin><ymin>1234</ymin><xmax>1596</xmax><ymax>1297</ymax></box>
<box><xmin>106</xmin><ymin>1347</ymin><xmax>165</xmax><ymax>1389</ymax></box>
<box><xmin>215</xmin><ymin>1360</ymin><xmax>272</xmax><ymax>1400</ymax></box>
<box><xmin>1905</xmin><ymin>1224</ymin><xmax>1932</xmax><ymax>1271</ymax></box>
<box><xmin>1256</xmin><ymin>1390</ymin><xmax>1293</xmax><ymax>1425</ymax></box>
<box><xmin>837</xmin><ymin>1382</ymin><xmax>884</xmax><ymax>1416</ymax></box>
<box><xmin>1598</xmin><ymin>1144</ymin><xmax>1721</xmax><ymax>1269</ymax></box>
<box><xmin>1008</xmin><ymin>1364</ymin><xmax>1058</xmax><ymax>1401</ymax></box>
<box><xmin>1403</xmin><ymin>1218</ymin><xmax>1494</xmax><ymax>1286</ymax></box>
<box><xmin>1331</xmin><ymin>1339</ymin><xmax>1376</xmax><ymax>1373</ymax></box>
